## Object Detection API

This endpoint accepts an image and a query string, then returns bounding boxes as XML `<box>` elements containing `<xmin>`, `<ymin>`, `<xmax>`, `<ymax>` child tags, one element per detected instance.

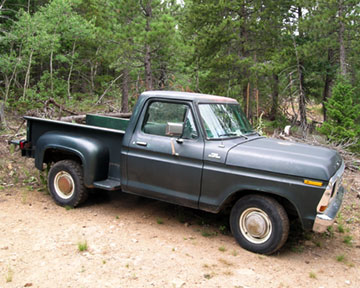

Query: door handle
<box><xmin>136</xmin><ymin>141</ymin><xmax>148</xmax><ymax>147</ymax></box>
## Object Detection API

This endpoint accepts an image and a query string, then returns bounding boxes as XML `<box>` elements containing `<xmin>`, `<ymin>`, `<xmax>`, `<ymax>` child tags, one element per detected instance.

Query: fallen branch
<box><xmin>60</xmin><ymin>112</ymin><xmax>132</xmax><ymax>123</ymax></box>
<box><xmin>95</xmin><ymin>73</ymin><xmax>123</xmax><ymax>105</ymax></box>
<box><xmin>44</xmin><ymin>98</ymin><xmax>78</xmax><ymax>116</ymax></box>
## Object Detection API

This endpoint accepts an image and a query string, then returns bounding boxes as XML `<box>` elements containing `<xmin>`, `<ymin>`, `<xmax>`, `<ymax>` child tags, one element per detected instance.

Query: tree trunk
<box><xmin>50</xmin><ymin>49</ymin><xmax>54</xmax><ymax>96</ymax></box>
<box><xmin>270</xmin><ymin>74</ymin><xmax>279</xmax><ymax>121</ymax></box>
<box><xmin>322</xmin><ymin>49</ymin><xmax>334</xmax><ymax>121</ymax></box>
<box><xmin>121</xmin><ymin>68</ymin><xmax>129</xmax><ymax>113</ymax></box>
<box><xmin>67</xmin><ymin>41</ymin><xmax>76</xmax><ymax>100</ymax></box>
<box><xmin>0</xmin><ymin>101</ymin><xmax>6</xmax><ymax>130</ymax></box>
<box><xmin>295</xmin><ymin>7</ymin><xmax>307</xmax><ymax>134</ymax></box>
<box><xmin>144</xmin><ymin>0</ymin><xmax>153</xmax><ymax>91</ymax></box>
<box><xmin>23</xmin><ymin>49</ymin><xmax>34</xmax><ymax>99</ymax></box>
<box><xmin>339</xmin><ymin>0</ymin><xmax>346</xmax><ymax>76</ymax></box>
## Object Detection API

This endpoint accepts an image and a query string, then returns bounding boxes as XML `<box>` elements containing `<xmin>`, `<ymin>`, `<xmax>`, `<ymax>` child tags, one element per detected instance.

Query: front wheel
<box><xmin>48</xmin><ymin>160</ymin><xmax>88</xmax><ymax>207</ymax></box>
<box><xmin>230</xmin><ymin>195</ymin><xmax>289</xmax><ymax>255</ymax></box>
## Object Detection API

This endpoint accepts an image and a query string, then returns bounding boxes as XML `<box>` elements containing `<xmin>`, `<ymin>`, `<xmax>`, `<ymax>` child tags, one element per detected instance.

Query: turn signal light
<box><xmin>304</xmin><ymin>179</ymin><xmax>323</xmax><ymax>187</ymax></box>
<box><xmin>319</xmin><ymin>205</ymin><xmax>327</xmax><ymax>212</ymax></box>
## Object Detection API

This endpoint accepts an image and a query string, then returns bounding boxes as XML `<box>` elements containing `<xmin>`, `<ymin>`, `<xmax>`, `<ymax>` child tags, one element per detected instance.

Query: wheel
<box><xmin>48</xmin><ymin>160</ymin><xmax>88</xmax><ymax>207</ymax></box>
<box><xmin>230</xmin><ymin>194</ymin><xmax>289</xmax><ymax>255</ymax></box>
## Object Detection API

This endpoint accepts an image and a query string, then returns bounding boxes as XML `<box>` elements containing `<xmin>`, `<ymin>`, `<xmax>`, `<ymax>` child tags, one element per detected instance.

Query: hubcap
<box><xmin>239</xmin><ymin>208</ymin><xmax>272</xmax><ymax>244</ymax></box>
<box><xmin>54</xmin><ymin>171</ymin><xmax>75</xmax><ymax>199</ymax></box>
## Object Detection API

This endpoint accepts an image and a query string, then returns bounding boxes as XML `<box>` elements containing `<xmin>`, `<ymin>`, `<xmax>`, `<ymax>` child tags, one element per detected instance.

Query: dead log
<box><xmin>60</xmin><ymin>112</ymin><xmax>132</xmax><ymax>123</ymax></box>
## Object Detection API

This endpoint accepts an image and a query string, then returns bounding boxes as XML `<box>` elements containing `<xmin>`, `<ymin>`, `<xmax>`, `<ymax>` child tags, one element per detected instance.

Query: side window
<box><xmin>142</xmin><ymin>101</ymin><xmax>198</xmax><ymax>139</ymax></box>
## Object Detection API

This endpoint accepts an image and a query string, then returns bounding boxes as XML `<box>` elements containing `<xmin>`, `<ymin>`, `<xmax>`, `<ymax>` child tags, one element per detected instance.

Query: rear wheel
<box><xmin>48</xmin><ymin>160</ymin><xmax>88</xmax><ymax>207</ymax></box>
<box><xmin>230</xmin><ymin>195</ymin><xmax>289</xmax><ymax>255</ymax></box>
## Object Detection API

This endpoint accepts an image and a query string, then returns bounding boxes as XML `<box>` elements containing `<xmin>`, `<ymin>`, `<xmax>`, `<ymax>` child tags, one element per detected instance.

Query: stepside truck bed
<box><xmin>24</xmin><ymin>114</ymin><xmax>130</xmax><ymax>190</ymax></box>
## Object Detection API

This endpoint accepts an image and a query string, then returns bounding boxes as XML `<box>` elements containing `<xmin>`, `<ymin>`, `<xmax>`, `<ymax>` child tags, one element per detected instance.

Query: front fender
<box><xmin>35</xmin><ymin>132</ymin><xmax>109</xmax><ymax>187</ymax></box>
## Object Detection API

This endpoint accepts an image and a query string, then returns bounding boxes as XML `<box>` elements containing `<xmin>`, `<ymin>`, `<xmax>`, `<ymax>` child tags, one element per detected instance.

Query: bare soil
<box><xmin>0</xmin><ymin>140</ymin><xmax>360</xmax><ymax>288</ymax></box>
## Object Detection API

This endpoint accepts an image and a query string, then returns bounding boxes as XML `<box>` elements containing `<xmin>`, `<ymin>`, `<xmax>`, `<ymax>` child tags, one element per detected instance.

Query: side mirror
<box><xmin>166</xmin><ymin>122</ymin><xmax>184</xmax><ymax>138</ymax></box>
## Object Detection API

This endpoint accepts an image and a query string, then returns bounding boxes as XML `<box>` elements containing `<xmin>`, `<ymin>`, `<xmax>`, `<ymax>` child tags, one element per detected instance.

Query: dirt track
<box><xmin>0</xmin><ymin>181</ymin><xmax>359</xmax><ymax>288</ymax></box>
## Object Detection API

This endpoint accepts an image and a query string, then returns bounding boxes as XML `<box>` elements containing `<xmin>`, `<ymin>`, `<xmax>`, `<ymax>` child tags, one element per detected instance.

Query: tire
<box><xmin>230</xmin><ymin>194</ymin><xmax>289</xmax><ymax>255</ymax></box>
<box><xmin>48</xmin><ymin>160</ymin><xmax>88</xmax><ymax>207</ymax></box>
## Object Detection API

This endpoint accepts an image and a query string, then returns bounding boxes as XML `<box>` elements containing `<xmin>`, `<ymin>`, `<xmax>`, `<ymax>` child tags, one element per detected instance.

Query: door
<box><xmin>126</xmin><ymin>100</ymin><xmax>204</xmax><ymax>208</ymax></box>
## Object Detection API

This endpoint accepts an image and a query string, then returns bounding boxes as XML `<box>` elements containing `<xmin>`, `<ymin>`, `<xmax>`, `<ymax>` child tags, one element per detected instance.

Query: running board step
<box><xmin>93</xmin><ymin>179</ymin><xmax>121</xmax><ymax>191</ymax></box>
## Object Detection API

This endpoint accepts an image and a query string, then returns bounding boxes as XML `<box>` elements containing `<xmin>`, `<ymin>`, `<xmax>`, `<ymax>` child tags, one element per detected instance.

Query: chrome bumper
<box><xmin>312</xmin><ymin>186</ymin><xmax>345</xmax><ymax>233</ymax></box>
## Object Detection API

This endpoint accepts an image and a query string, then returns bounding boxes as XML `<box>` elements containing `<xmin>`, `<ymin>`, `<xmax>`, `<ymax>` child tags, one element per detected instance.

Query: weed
<box><xmin>9</xmin><ymin>144</ymin><xmax>15</xmax><ymax>154</ymax></box>
<box><xmin>65</xmin><ymin>205</ymin><xmax>73</xmax><ymax>211</ymax></box>
<box><xmin>337</xmin><ymin>224</ymin><xmax>345</xmax><ymax>233</ymax></box>
<box><xmin>324</xmin><ymin>226</ymin><xmax>334</xmax><ymax>238</ymax></box>
<box><xmin>204</xmin><ymin>273</ymin><xmax>213</xmax><ymax>280</ymax></box>
<box><xmin>21</xmin><ymin>190</ymin><xmax>28</xmax><ymax>204</ymax></box>
<box><xmin>0</xmin><ymin>185</ymin><xmax>4</xmax><ymax>190</ymax></box>
<box><xmin>77</xmin><ymin>241</ymin><xmax>88</xmax><ymax>252</ymax></box>
<box><xmin>291</xmin><ymin>245</ymin><xmax>304</xmax><ymax>253</ymax></box>
<box><xmin>201</xmin><ymin>230</ymin><xmax>217</xmax><ymax>237</ymax></box>
<box><xmin>309</xmin><ymin>271</ymin><xmax>317</xmax><ymax>279</ymax></box>
<box><xmin>218</xmin><ymin>246</ymin><xmax>226</xmax><ymax>252</ymax></box>
<box><xmin>343</xmin><ymin>235</ymin><xmax>353</xmax><ymax>246</ymax></box>
<box><xmin>116</xmin><ymin>216</ymin><xmax>119</xmax><ymax>219</ymax></box>
<box><xmin>102</xmin><ymin>260</ymin><xmax>106</xmax><ymax>264</ymax></box>
<box><xmin>336</xmin><ymin>254</ymin><xmax>345</xmax><ymax>262</ymax></box>
<box><xmin>219</xmin><ymin>225</ymin><xmax>228</xmax><ymax>235</ymax></box>
<box><xmin>232</xmin><ymin>250</ymin><xmax>238</xmax><ymax>256</ymax></box>
<box><xmin>156</xmin><ymin>218</ymin><xmax>164</xmax><ymax>224</ymax></box>
<box><xmin>125</xmin><ymin>264</ymin><xmax>129</xmax><ymax>268</ymax></box>
<box><xmin>218</xmin><ymin>258</ymin><xmax>232</xmax><ymax>266</ymax></box>
<box><xmin>203</xmin><ymin>264</ymin><xmax>210</xmax><ymax>268</ymax></box>
<box><xmin>5</xmin><ymin>267</ymin><xmax>13</xmax><ymax>283</ymax></box>
<box><xmin>314</xmin><ymin>241</ymin><xmax>323</xmax><ymax>248</ymax></box>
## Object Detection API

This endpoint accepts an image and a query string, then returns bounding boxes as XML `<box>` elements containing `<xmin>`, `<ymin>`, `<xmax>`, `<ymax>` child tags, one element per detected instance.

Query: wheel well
<box><xmin>222</xmin><ymin>190</ymin><xmax>299</xmax><ymax>220</ymax></box>
<box><xmin>43</xmin><ymin>148</ymin><xmax>82</xmax><ymax>167</ymax></box>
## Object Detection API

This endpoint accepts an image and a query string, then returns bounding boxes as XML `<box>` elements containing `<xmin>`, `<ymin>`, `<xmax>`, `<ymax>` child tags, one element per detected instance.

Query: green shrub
<box><xmin>318</xmin><ymin>78</ymin><xmax>360</xmax><ymax>151</ymax></box>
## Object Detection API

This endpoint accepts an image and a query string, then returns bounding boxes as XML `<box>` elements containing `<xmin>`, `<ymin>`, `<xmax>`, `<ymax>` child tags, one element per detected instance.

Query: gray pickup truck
<box><xmin>14</xmin><ymin>91</ymin><xmax>345</xmax><ymax>254</ymax></box>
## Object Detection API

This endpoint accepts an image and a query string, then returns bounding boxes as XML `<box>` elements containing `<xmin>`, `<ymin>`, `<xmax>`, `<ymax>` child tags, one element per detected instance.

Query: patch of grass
<box><xmin>201</xmin><ymin>230</ymin><xmax>217</xmax><ymax>238</ymax></box>
<box><xmin>218</xmin><ymin>258</ymin><xmax>232</xmax><ymax>266</ymax></box>
<box><xmin>156</xmin><ymin>218</ymin><xmax>164</xmax><ymax>224</ymax></box>
<box><xmin>203</xmin><ymin>264</ymin><xmax>210</xmax><ymax>268</ymax></box>
<box><xmin>5</xmin><ymin>267</ymin><xmax>13</xmax><ymax>283</ymax></box>
<box><xmin>65</xmin><ymin>205</ymin><xmax>73</xmax><ymax>211</ymax></box>
<box><xmin>323</xmin><ymin>226</ymin><xmax>334</xmax><ymax>238</ymax></box>
<box><xmin>125</xmin><ymin>263</ymin><xmax>129</xmax><ymax>268</ymax></box>
<box><xmin>314</xmin><ymin>241</ymin><xmax>323</xmax><ymax>248</ymax></box>
<box><xmin>343</xmin><ymin>235</ymin><xmax>353</xmax><ymax>246</ymax></box>
<box><xmin>291</xmin><ymin>245</ymin><xmax>304</xmax><ymax>253</ymax></box>
<box><xmin>21</xmin><ymin>190</ymin><xmax>28</xmax><ymax>204</ymax></box>
<box><xmin>232</xmin><ymin>250</ymin><xmax>238</xmax><ymax>256</ymax></box>
<box><xmin>337</xmin><ymin>224</ymin><xmax>345</xmax><ymax>233</ymax></box>
<box><xmin>336</xmin><ymin>254</ymin><xmax>345</xmax><ymax>262</ymax></box>
<box><xmin>218</xmin><ymin>246</ymin><xmax>226</xmax><ymax>252</ymax></box>
<box><xmin>204</xmin><ymin>273</ymin><xmax>213</xmax><ymax>280</ymax></box>
<box><xmin>77</xmin><ymin>241</ymin><xmax>88</xmax><ymax>252</ymax></box>
<box><xmin>102</xmin><ymin>260</ymin><xmax>106</xmax><ymax>264</ymax></box>
<box><xmin>309</xmin><ymin>271</ymin><xmax>317</xmax><ymax>279</ymax></box>
<box><xmin>219</xmin><ymin>225</ymin><xmax>228</xmax><ymax>235</ymax></box>
<box><xmin>116</xmin><ymin>216</ymin><xmax>119</xmax><ymax>219</ymax></box>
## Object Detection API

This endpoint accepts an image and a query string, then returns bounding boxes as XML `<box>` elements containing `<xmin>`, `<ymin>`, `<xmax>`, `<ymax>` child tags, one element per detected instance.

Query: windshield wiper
<box><xmin>245</xmin><ymin>131</ymin><xmax>259</xmax><ymax>136</ymax></box>
<box><xmin>218</xmin><ymin>132</ymin><xmax>248</xmax><ymax>140</ymax></box>
<box><xmin>218</xmin><ymin>132</ymin><xmax>238</xmax><ymax>137</ymax></box>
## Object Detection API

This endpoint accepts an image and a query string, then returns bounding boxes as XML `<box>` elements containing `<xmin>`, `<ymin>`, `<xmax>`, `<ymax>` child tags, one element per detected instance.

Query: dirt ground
<box><xmin>0</xmin><ymin>142</ymin><xmax>360</xmax><ymax>288</ymax></box>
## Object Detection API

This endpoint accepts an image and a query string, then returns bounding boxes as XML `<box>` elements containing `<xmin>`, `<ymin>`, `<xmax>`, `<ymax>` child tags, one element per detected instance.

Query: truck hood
<box><xmin>226</xmin><ymin>137</ymin><xmax>342</xmax><ymax>181</ymax></box>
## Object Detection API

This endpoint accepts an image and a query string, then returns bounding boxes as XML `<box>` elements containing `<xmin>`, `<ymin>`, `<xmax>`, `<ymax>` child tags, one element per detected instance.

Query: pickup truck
<box><xmin>13</xmin><ymin>90</ymin><xmax>345</xmax><ymax>254</ymax></box>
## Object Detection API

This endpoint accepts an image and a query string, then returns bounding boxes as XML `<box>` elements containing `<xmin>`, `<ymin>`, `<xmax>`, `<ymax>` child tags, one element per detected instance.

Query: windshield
<box><xmin>198</xmin><ymin>103</ymin><xmax>253</xmax><ymax>139</ymax></box>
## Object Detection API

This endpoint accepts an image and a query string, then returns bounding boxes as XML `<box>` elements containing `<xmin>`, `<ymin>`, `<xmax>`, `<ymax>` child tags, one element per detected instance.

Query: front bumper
<box><xmin>312</xmin><ymin>185</ymin><xmax>345</xmax><ymax>233</ymax></box>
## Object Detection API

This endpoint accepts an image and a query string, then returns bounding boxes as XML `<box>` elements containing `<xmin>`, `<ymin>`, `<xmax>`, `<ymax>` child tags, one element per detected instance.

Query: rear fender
<box><xmin>35</xmin><ymin>132</ymin><xmax>109</xmax><ymax>187</ymax></box>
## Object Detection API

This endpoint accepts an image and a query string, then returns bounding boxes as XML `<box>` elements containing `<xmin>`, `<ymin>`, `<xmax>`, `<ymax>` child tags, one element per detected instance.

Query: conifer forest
<box><xmin>1</xmin><ymin>0</ymin><xmax>360</xmax><ymax>151</ymax></box>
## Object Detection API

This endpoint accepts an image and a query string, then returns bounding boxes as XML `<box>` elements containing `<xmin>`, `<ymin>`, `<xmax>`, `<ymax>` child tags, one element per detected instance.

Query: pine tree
<box><xmin>318</xmin><ymin>78</ymin><xmax>360</xmax><ymax>150</ymax></box>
